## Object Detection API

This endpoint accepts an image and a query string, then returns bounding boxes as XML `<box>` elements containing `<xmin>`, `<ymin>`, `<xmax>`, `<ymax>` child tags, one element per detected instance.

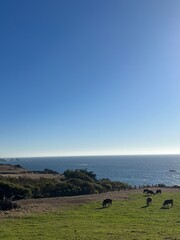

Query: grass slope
<box><xmin>0</xmin><ymin>192</ymin><xmax>179</xmax><ymax>240</ymax></box>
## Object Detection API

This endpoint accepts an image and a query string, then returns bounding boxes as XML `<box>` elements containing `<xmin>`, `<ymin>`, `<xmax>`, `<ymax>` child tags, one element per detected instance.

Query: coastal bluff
<box><xmin>0</xmin><ymin>163</ymin><xmax>60</xmax><ymax>179</ymax></box>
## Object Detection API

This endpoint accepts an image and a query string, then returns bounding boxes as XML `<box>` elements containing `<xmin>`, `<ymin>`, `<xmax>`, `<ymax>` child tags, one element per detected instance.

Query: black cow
<box><xmin>147</xmin><ymin>190</ymin><xmax>155</xmax><ymax>195</ymax></box>
<box><xmin>156</xmin><ymin>189</ymin><xmax>162</xmax><ymax>194</ymax></box>
<box><xmin>143</xmin><ymin>189</ymin><xmax>149</xmax><ymax>194</ymax></box>
<box><xmin>163</xmin><ymin>199</ymin><xmax>173</xmax><ymax>207</ymax></box>
<box><xmin>102</xmin><ymin>199</ymin><xmax>112</xmax><ymax>208</ymax></box>
<box><xmin>146</xmin><ymin>197</ymin><xmax>152</xmax><ymax>206</ymax></box>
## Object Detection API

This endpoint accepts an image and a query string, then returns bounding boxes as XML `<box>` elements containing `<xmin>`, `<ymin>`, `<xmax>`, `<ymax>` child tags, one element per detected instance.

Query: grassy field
<box><xmin>0</xmin><ymin>191</ymin><xmax>179</xmax><ymax>240</ymax></box>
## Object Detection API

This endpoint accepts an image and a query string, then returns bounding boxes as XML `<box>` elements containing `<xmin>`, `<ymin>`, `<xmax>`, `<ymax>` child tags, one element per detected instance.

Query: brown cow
<box><xmin>146</xmin><ymin>197</ymin><xmax>152</xmax><ymax>206</ymax></box>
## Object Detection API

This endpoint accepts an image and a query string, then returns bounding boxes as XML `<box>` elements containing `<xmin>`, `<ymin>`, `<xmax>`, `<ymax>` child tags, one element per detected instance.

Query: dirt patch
<box><xmin>0</xmin><ymin>172</ymin><xmax>62</xmax><ymax>179</ymax></box>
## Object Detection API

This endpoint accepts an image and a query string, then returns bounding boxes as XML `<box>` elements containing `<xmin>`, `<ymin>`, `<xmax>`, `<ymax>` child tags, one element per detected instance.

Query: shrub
<box><xmin>63</xmin><ymin>169</ymin><xmax>94</xmax><ymax>182</ymax></box>
<box><xmin>0</xmin><ymin>181</ymin><xmax>31</xmax><ymax>199</ymax></box>
<box><xmin>0</xmin><ymin>198</ymin><xmax>19</xmax><ymax>211</ymax></box>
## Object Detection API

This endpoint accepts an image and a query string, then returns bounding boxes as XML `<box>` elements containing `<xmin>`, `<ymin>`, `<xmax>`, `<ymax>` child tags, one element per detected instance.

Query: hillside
<box><xmin>0</xmin><ymin>163</ymin><xmax>27</xmax><ymax>174</ymax></box>
<box><xmin>0</xmin><ymin>163</ymin><xmax>60</xmax><ymax>179</ymax></box>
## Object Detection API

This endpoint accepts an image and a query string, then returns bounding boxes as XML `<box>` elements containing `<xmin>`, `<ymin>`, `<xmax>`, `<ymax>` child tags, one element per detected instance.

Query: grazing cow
<box><xmin>163</xmin><ymin>199</ymin><xmax>173</xmax><ymax>207</ymax></box>
<box><xmin>147</xmin><ymin>190</ymin><xmax>155</xmax><ymax>195</ymax></box>
<box><xmin>102</xmin><ymin>199</ymin><xmax>112</xmax><ymax>208</ymax></box>
<box><xmin>143</xmin><ymin>189</ymin><xmax>149</xmax><ymax>194</ymax></box>
<box><xmin>146</xmin><ymin>197</ymin><xmax>152</xmax><ymax>206</ymax></box>
<box><xmin>156</xmin><ymin>189</ymin><xmax>162</xmax><ymax>194</ymax></box>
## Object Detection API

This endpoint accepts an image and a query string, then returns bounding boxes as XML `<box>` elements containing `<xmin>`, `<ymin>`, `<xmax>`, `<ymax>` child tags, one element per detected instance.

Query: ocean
<box><xmin>6</xmin><ymin>155</ymin><xmax>180</xmax><ymax>187</ymax></box>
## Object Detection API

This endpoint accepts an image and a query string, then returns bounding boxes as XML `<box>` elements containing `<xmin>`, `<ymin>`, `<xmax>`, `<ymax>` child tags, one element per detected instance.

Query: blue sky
<box><xmin>0</xmin><ymin>0</ymin><xmax>180</xmax><ymax>157</ymax></box>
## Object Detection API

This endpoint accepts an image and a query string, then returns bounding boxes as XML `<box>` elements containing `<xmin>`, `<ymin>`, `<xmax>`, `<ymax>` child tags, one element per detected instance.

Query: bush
<box><xmin>0</xmin><ymin>198</ymin><xmax>19</xmax><ymax>211</ymax></box>
<box><xmin>68</xmin><ymin>178</ymin><xmax>102</xmax><ymax>194</ymax></box>
<box><xmin>63</xmin><ymin>169</ymin><xmax>95</xmax><ymax>182</ymax></box>
<box><xmin>0</xmin><ymin>181</ymin><xmax>31</xmax><ymax>199</ymax></box>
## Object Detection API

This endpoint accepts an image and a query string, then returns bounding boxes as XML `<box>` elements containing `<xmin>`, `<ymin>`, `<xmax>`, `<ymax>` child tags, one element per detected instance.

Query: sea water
<box><xmin>6</xmin><ymin>155</ymin><xmax>180</xmax><ymax>187</ymax></box>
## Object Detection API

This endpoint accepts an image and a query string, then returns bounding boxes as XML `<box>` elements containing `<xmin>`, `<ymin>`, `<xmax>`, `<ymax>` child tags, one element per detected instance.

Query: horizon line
<box><xmin>2</xmin><ymin>152</ymin><xmax>180</xmax><ymax>159</ymax></box>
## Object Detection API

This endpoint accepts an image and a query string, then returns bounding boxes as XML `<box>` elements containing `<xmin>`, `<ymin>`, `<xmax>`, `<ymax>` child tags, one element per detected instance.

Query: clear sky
<box><xmin>0</xmin><ymin>0</ymin><xmax>180</xmax><ymax>158</ymax></box>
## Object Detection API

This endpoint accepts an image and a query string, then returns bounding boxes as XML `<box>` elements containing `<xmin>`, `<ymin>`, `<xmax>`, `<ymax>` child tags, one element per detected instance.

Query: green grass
<box><xmin>0</xmin><ymin>192</ymin><xmax>180</xmax><ymax>240</ymax></box>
